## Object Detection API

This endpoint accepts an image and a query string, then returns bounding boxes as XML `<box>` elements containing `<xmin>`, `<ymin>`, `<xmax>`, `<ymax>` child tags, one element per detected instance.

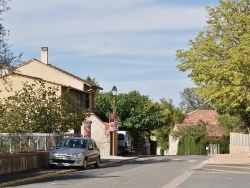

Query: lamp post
<box><xmin>112</xmin><ymin>86</ymin><xmax>117</xmax><ymax>113</ymax></box>
<box><xmin>110</xmin><ymin>86</ymin><xmax>118</xmax><ymax>156</ymax></box>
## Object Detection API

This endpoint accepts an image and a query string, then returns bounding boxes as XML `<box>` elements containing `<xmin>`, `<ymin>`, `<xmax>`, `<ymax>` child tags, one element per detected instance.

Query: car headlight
<box><xmin>72</xmin><ymin>153</ymin><xmax>83</xmax><ymax>159</ymax></box>
<box><xmin>49</xmin><ymin>152</ymin><xmax>55</xmax><ymax>158</ymax></box>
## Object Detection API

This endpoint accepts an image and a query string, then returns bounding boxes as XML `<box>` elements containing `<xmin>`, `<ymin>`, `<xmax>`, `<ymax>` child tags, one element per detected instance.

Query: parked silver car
<box><xmin>48</xmin><ymin>137</ymin><xmax>100</xmax><ymax>170</ymax></box>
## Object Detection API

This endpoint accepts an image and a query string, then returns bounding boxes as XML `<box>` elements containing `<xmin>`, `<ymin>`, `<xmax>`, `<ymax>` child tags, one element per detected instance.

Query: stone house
<box><xmin>167</xmin><ymin>110</ymin><xmax>225</xmax><ymax>155</ymax></box>
<box><xmin>0</xmin><ymin>47</ymin><xmax>111</xmax><ymax>156</ymax></box>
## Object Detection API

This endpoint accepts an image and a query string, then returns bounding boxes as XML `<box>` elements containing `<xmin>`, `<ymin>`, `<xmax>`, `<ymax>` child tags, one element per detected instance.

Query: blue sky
<box><xmin>3</xmin><ymin>0</ymin><xmax>219</xmax><ymax>106</ymax></box>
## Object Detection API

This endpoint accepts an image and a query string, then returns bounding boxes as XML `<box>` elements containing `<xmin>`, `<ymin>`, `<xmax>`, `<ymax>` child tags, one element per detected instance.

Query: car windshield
<box><xmin>57</xmin><ymin>139</ymin><xmax>87</xmax><ymax>149</ymax></box>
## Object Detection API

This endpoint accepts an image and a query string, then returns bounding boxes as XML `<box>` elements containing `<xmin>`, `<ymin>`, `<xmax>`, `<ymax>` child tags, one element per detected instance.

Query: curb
<box><xmin>100</xmin><ymin>156</ymin><xmax>139</xmax><ymax>167</ymax></box>
<box><xmin>0</xmin><ymin>157</ymin><xmax>139</xmax><ymax>188</ymax></box>
<box><xmin>0</xmin><ymin>169</ymin><xmax>77</xmax><ymax>188</ymax></box>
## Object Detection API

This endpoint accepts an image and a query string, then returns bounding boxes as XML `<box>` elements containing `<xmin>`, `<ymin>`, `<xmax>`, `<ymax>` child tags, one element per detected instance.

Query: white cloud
<box><xmin>5</xmin><ymin>0</ymin><xmax>207</xmax><ymax>59</ymax></box>
<box><xmin>7</xmin><ymin>1</ymin><xmax>207</xmax><ymax>32</ymax></box>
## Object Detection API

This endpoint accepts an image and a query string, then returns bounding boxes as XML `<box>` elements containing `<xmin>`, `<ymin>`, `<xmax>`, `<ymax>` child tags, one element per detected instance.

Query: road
<box><xmin>179</xmin><ymin>163</ymin><xmax>250</xmax><ymax>188</ymax></box>
<box><xmin>13</xmin><ymin>155</ymin><xmax>208</xmax><ymax>188</ymax></box>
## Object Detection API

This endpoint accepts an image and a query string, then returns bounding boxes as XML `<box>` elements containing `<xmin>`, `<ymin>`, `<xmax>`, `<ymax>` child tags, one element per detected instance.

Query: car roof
<box><xmin>63</xmin><ymin>137</ymin><xmax>90</xmax><ymax>140</ymax></box>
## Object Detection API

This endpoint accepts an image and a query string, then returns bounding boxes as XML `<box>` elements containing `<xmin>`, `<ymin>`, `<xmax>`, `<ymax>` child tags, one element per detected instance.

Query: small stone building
<box><xmin>167</xmin><ymin>110</ymin><xmax>225</xmax><ymax>155</ymax></box>
<box><xmin>68</xmin><ymin>113</ymin><xmax>111</xmax><ymax>156</ymax></box>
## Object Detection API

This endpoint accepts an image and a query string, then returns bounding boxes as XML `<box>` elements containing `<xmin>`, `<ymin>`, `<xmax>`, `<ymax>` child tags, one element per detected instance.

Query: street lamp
<box><xmin>111</xmin><ymin>86</ymin><xmax>117</xmax><ymax>113</ymax></box>
<box><xmin>110</xmin><ymin>85</ymin><xmax>118</xmax><ymax>156</ymax></box>
<box><xmin>112</xmin><ymin>85</ymin><xmax>117</xmax><ymax>96</ymax></box>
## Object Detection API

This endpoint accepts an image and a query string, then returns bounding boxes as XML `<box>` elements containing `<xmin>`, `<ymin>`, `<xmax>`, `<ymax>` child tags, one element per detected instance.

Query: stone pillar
<box><xmin>83</xmin><ymin>120</ymin><xmax>92</xmax><ymax>138</ymax></box>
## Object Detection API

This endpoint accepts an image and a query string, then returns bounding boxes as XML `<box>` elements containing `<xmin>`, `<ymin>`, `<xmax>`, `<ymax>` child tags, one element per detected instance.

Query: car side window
<box><xmin>91</xmin><ymin>140</ymin><xmax>96</xmax><ymax>149</ymax></box>
<box><xmin>87</xmin><ymin>140</ymin><xmax>93</xmax><ymax>150</ymax></box>
<box><xmin>79</xmin><ymin>139</ymin><xmax>87</xmax><ymax>148</ymax></box>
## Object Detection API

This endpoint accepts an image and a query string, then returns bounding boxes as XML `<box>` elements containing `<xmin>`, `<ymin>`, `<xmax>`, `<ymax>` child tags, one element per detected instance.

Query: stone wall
<box><xmin>230</xmin><ymin>144</ymin><xmax>249</xmax><ymax>154</ymax></box>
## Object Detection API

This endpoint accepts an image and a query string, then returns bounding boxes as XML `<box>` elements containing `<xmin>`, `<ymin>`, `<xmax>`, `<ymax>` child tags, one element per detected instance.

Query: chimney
<box><xmin>41</xmin><ymin>47</ymin><xmax>48</xmax><ymax>64</ymax></box>
<box><xmin>1</xmin><ymin>67</ymin><xmax>9</xmax><ymax>76</ymax></box>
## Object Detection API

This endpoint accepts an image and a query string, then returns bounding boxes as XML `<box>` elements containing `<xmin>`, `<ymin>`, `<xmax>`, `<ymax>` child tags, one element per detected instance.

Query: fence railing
<box><xmin>0</xmin><ymin>133</ymin><xmax>81</xmax><ymax>154</ymax></box>
<box><xmin>230</xmin><ymin>132</ymin><xmax>250</xmax><ymax>146</ymax></box>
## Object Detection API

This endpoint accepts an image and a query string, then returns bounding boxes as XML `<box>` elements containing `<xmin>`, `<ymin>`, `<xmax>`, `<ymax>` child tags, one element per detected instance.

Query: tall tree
<box><xmin>159</xmin><ymin>98</ymin><xmax>185</xmax><ymax>124</ymax></box>
<box><xmin>86</xmin><ymin>75</ymin><xmax>98</xmax><ymax>85</ymax></box>
<box><xmin>179</xmin><ymin>88</ymin><xmax>214</xmax><ymax>113</ymax></box>
<box><xmin>176</xmin><ymin>0</ymin><xmax>250</xmax><ymax>124</ymax></box>
<box><xmin>0</xmin><ymin>0</ymin><xmax>22</xmax><ymax>73</ymax></box>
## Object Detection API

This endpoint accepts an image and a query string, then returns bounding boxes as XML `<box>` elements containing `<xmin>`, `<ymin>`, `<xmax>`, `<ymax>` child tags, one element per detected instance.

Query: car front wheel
<box><xmin>94</xmin><ymin>157</ymin><xmax>100</xmax><ymax>168</ymax></box>
<box><xmin>48</xmin><ymin>163</ymin><xmax>55</xmax><ymax>169</ymax></box>
<box><xmin>82</xmin><ymin>158</ymin><xmax>88</xmax><ymax>170</ymax></box>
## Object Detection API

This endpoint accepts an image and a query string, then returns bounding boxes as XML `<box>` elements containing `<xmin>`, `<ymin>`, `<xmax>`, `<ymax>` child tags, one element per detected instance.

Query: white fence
<box><xmin>230</xmin><ymin>132</ymin><xmax>250</xmax><ymax>153</ymax></box>
<box><xmin>208</xmin><ymin>144</ymin><xmax>220</xmax><ymax>155</ymax></box>
<box><xmin>0</xmin><ymin>133</ymin><xmax>81</xmax><ymax>154</ymax></box>
<box><xmin>230</xmin><ymin>132</ymin><xmax>250</xmax><ymax>146</ymax></box>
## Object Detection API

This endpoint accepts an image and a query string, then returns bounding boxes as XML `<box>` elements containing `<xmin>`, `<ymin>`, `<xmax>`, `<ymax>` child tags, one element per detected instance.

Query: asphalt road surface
<box><xmin>3</xmin><ymin>155</ymin><xmax>250</xmax><ymax>188</ymax></box>
<box><xmin>7</xmin><ymin>155</ymin><xmax>209</xmax><ymax>188</ymax></box>
<box><xmin>179</xmin><ymin>163</ymin><xmax>250</xmax><ymax>188</ymax></box>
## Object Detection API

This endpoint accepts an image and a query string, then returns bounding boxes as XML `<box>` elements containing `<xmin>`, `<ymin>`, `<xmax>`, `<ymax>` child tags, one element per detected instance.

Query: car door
<box><xmin>91</xmin><ymin>139</ymin><xmax>100</xmax><ymax>159</ymax></box>
<box><xmin>87</xmin><ymin>139</ymin><xmax>95</xmax><ymax>163</ymax></box>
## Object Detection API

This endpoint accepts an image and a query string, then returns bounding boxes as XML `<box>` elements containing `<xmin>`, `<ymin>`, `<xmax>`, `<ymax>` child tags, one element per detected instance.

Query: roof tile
<box><xmin>176</xmin><ymin>110</ymin><xmax>225</xmax><ymax>138</ymax></box>
<box><xmin>183</xmin><ymin>110</ymin><xmax>218</xmax><ymax>125</ymax></box>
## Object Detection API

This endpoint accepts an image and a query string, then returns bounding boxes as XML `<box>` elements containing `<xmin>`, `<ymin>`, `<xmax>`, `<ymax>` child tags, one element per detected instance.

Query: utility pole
<box><xmin>110</xmin><ymin>86</ymin><xmax>118</xmax><ymax>156</ymax></box>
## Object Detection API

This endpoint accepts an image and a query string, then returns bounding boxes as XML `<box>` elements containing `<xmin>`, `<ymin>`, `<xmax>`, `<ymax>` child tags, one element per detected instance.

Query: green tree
<box><xmin>59</xmin><ymin>91</ymin><xmax>87</xmax><ymax>133</ymax></box>
<box><xmin>0</xmin><ymin>81</ymin><xmax>60</xmax><ymax>132</ymax></box>
<box><xmin>152</xmin><ymin>98</ymin><xmax>185</xmax><ymax>151</ymax></box>
<box><xmin>86</xmin><ymin>75</ymin><xmax>98</xmax><ymax>85</ymax></box>
<box><xmin>0</xmin><ymin>81</ymin><xmax>86</xmax><ymax>133</ymax></box>
<box><xmin>0</xmin><ymin>0</ymin><xmax>22</xmax><ymax>72</ymax></box>
<box><xmin>117</xmin><ymin>91</ymin><xmax>169</xmax><ymax>146</ymax></box>
<box><xmin>159</xmin><ymin>98</ymin><xmax>185</xmax><ymax>124</ymax></box>
<box><xmin>218</xmin><ymin>113</ymin><xmax>246</xmax><ymax>133</ymax></box>
<box><xmin>176</xmin><ymin>0</ymin><xmax>250</xmax><ymax>125</ymax></box>
<box><xmin>94</xmin><ymin>91</ymin><xmax>113</xmax><ymax>122</ymax></box>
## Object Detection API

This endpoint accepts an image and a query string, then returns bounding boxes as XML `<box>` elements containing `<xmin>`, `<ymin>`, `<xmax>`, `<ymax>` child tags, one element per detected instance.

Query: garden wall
<box><xmin>0</xmin><ymin>151</ymin><xmax>49</xmax><ymax>175</ymax></box>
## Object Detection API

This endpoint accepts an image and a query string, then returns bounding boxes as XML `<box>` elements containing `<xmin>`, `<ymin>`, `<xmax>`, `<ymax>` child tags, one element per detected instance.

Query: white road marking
<box><xmin>187</xmin><ymin>160</ymin><xmax>196</xmax><ymax>163</ymax></box>
<box><xmin>162</xmin><ymin>161</ymin><xmax>207</xmax><ymax>188</ymax></box>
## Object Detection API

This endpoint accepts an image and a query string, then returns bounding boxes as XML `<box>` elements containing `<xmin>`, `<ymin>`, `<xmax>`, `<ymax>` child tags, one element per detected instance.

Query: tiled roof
<box><xmin>183</xmin><ymin>110</ymin><xmax>218</xmax><ymax>125</ymax></box>
<box><xmin>176</xmin><ymin>110</ymin><xmax>225</xmax><ymax>138</ymax></box>
<box><xmin>206</xmin><ymin>124</ymin><xmax>224</xmax><ymax>137</ymax></box>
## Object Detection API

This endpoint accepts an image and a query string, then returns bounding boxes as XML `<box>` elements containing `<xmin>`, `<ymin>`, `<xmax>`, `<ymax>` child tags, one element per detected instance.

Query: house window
<box><xmin>78</xmin><ymin>93</ymin><xmax>89</xmax><ymax>109</ymax></box>
<box><xmin>84</xmin><ymin>94</ymin><xmax>90</xmax><ymax>109</ymax></box>
<box><xmin>78</xmin><ymin>94</ymin><xmax>84</xmax><ymax>109</ymax></box>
